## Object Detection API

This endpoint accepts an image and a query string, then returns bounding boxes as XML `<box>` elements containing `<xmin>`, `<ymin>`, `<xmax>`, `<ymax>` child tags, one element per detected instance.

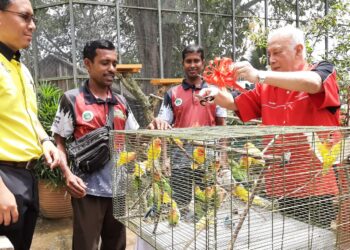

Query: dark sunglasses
<box><xmin>2</xmin><ymin>10</ymin><xmax>37</xmax><ymax>23</ymax></box>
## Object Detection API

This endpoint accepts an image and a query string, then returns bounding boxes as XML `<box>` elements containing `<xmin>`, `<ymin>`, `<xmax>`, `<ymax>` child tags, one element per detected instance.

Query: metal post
<box><xmin>69</xmin><ymin>0</ymin><xmax>78</xmax><ymax>87</ymax></box>
<box><xmin>157</xmin><ymin>0</ymin><xmax>164</xmax><ymax>78</ymax></box>
<box><xmin>115</xmin><ymin>0</ymin><xmax>123</xmax><ymax>96</ymax></box>
<box><xmin>264</xmin><ymin>0</ymin><xmax>268</xmax><ymax>66</ymax></box>
<box><xmin>32</xmin><ymin>31</ymin><xmax>39</xmax><ymax>84</ymax></box>
<box><xmin>324</xmin><ymin>0</ymin><xmax>329</xmax><ymax>59</ymax></box>
<box><xmin>116</xmin><ymin>0</ymin><xmax>122</xmax><ymax>64</ymax></box>
<box><xmin>264</xmin><ymin>0</ymin><xmax>268</xmax><ymax>29</ymax></box>
<box><xmin>197</xmin><ymin>0</ymin><xmax>201</xmax><ymax>46</ymax></box>
<box><xmin>296</xmin><ymin>0</ymin><xmax>299</xmax><ymax>27</ymax></box>
<box><xmin>232</xmin><ymin>0</ymin><xmax>236</xmax><ymax>60</ymax></box>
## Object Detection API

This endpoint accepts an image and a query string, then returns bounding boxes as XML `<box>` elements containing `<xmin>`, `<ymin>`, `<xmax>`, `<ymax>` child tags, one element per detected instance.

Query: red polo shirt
<box><xmin>235</xmin><ymin>61</ymin><xmax>340</xmax><ymax>197</ymax></box>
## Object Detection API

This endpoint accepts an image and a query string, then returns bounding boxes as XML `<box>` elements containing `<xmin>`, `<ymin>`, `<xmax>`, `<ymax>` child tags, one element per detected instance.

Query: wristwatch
<box><xmin>40</xmin><ymin>136</ymin><xmax>54</xmax><ymax>145</ymax></box>
<box><xmin>257</xmin><ymin>71</ymin><xmax>267</xmax><ymax>84</ymax></box>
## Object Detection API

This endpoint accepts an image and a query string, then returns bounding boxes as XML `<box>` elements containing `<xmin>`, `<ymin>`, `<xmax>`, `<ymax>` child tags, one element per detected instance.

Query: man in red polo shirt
<box><xmin>198</xmin><ymin>26</ymin><xmax>340</xmax><ymax>228</ymax></box>
<box><xmin>148</xmin><ymin>44</ymin><xmax>226</xmax><ymax>204</ymax></box>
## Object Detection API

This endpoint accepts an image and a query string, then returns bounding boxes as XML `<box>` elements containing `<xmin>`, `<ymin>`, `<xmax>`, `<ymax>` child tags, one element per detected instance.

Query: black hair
<box><xmin>83</xmin><ymin>39</ymin><xmax>115</xmax><ymax>61</ymax></box>
<box><xmin>0</xmin><ymin>0</ymin><xmax>11</xmax><ymax>10</ymax></box>
<box><xmin>182</xmin><ymin>44</ymin><xmax>204</xmax><ymax>61</ymax></box>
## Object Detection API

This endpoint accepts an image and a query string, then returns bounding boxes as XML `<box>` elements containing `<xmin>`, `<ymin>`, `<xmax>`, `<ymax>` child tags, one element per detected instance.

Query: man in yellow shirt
<box><xmin>0</xmin><ymin>0</ymin><xmax>60</xmax><ymax>249</ymax></box>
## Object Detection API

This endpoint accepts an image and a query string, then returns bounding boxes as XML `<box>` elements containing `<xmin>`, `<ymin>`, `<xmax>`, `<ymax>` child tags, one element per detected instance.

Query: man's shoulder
<box><xmin>64</xmin><ymin>86</ymin><xmax>82</xmax><ymax>98</ymax></box>
<box><xmin>311</xmin><ymin>60</ymin><xmax>335</xmax><ymax>70</ymax></box>
<box><xmin>111</xmin><ymin>91</ymin><xmax>129</xmax><ymax>108</ymax></box>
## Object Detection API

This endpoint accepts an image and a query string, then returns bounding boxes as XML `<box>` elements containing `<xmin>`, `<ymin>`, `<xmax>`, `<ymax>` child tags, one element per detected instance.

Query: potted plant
<box><xmin>34</xmin><ymin>81</ymin><xmax>72</xmax><ymax>219</ymax></box>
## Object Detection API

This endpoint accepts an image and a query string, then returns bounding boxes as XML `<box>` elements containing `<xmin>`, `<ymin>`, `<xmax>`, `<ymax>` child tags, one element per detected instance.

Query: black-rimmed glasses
<box><xmin>1</xmin><ymin>10</ymin><xmax>37</xmax><ymax>23</ymax></box>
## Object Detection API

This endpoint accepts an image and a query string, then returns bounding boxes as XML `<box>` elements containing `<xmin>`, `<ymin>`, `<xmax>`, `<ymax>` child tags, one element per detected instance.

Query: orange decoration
<box><xmin>203</xmin><ymin>57</ymin><xmax>246</xmax><ymax>92</ymax></box>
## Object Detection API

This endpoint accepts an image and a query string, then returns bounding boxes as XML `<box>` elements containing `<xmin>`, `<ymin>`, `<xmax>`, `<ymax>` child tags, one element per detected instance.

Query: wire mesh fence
<box><xmin>111</xmin><ymin>126</ymin><xmax>350</xmax><ymax>249</ymax></box>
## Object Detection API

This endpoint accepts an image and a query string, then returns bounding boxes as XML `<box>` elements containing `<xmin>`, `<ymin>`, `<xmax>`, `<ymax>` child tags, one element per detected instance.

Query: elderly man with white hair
<box><xmin>198</xmin><ymin>25</ymin><xmax>341</xmax><ymax>228</ymax></box>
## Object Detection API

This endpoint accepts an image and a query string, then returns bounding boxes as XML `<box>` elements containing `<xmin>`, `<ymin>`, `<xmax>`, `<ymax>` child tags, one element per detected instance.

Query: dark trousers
<box><xmin>71</xmin><ymin>195</ymin><xmax>126</xmax><ymax>250</ymax></box>
<box><xmin>279</xmin><ymin>195</ymin><xmax>337</xmax><ymax>228</ymax></box>
<box><xmin>0</xmin><ymin>165</ymin><xmax>39</xmax><ymax>250</ymax></box>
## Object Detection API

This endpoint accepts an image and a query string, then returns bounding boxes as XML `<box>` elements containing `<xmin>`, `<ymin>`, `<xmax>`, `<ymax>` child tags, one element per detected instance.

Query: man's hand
<box><xmin>42</xmin><ymin>141</ymin><xmax>60</xmax><ymax>169</ymax></box>
<box><xmin>0</xmin><ymin>181</ymin><xmax>18</xmax><ymax>226</ymax></box>
<box><xmin>64</xmin><ymin>172</ymin><xmax>87</xmax><ymax>198</ymax></box>
<box><xmin>232</xmin><ymin>61</ymin><xmax>259</xmax><ymax>83</ymax></box>
<box><xmin>147</xmin><ymin>117</ymin><xmax>172</xmax><ymax>130</ymax></box>
<box><xmin>196</xmin><ymin>86</ymin><xmax>220</xmax><ymax>103</ymax></box>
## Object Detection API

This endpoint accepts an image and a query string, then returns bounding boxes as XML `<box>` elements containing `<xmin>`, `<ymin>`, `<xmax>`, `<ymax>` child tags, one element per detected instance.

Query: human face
<box><xmin>84</xmin><ymin>48</ymin><xmax>117</xmax><ymax>88</ymax></box>
<box><xmin>267</xmin><ymin>35</ymin><xmax>299</xmax><ymax>72</ymax></box>
<box><xmin>182</xmin><ymin>52</ymin><xmax>204</xmax><ymax>82</ymax></box>
<box><xmin>0</xmin><ymin>0</ymin><xmax>36</xmax><ymax>51</ymax></box>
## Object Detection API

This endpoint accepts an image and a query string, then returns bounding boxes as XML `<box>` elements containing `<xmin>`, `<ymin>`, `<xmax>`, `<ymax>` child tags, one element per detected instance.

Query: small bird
<box><xmin>317</xmin><ymin>139</ymin><xmax>342</xmax><ymax>175</ymax></box>
<box><xmin>192</xmin><ymin>146</ymin><xmax>206</xmax><ymax>170</ymax></box>
<box><xmin>243</xmin><ymin>142</ymin><xmax>263</xmax><ymax>158</ymax></box>
<box><xmin>224</xmin><ymin>215</ymin><xmax>235</xmax><ymax>229</ymax></box>
<box><xmin>167</xmin><ymin>137</ymin><xmax>183</xmax><ymax>148</ymax></box>
<box><xmin>232</xmin><ymin>184</ymin><xmax>266</xmax><ymax>207</ymax></box>
<box><xmin>116</xmin><ymin>151</ymin><xmax>136</xmax><ymax>167</ymax></box>
<box><xmin>133</xmin><ymin>161</ymin><xmax>146</xmax><ymax>177</ymax></box>
<box><xmin>239</xmin><ymin>156</ymin><xmax>265</xmax><ymax>169</ymax></box>
<box><xmin>195</xmin><ymin>185</ymin><xmax>206</xmax><ymax>202</ymax></box>
<box><xmin>168</xmin><ymin>202</ymin><xmax>180</xmax><ymax>226</ymax></box>
<box><xmin>146</xmin><ymin>138</ymin><xmax>162</xmax><ymax>171</ymax></box>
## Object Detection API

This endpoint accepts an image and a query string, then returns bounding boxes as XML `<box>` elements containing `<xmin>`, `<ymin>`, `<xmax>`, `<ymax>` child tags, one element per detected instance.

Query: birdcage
<box><xmin>111</xmin><ymin>126</ymin><xmax>350</xmax><ymax>249</ymax></box>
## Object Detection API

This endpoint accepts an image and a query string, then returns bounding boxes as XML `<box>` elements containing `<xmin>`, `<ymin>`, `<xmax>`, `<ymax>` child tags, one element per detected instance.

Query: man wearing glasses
<box><xmin>0</xmin><ymin>0</ymin><xmax>60</xmax><ymax>249</ymax></box>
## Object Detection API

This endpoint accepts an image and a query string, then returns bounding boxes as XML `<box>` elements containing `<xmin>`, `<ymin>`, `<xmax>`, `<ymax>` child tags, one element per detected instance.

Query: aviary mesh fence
<box><xmin>111</xmin><ymin>126</ymin><xmax>350</xmax><ymax>249</ymax></box>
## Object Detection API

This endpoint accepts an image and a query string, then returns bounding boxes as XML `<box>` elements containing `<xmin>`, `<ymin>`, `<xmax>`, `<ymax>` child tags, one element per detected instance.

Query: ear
<box><xmin>83</xmin><ymin>58</ymin><xmax>92</xmax><ymax>72</ymax></box>
<box><xmin>295</xmin><ymin>44</ymin><xmax>304</xmax><ymax>57</ymax></box>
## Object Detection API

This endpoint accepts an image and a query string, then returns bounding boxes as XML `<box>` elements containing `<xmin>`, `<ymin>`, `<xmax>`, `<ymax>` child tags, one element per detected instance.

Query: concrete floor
<box><xmin>31</xmin><ymin>216</ymin><xmax>137</xmax><ymax>250</ymax></box>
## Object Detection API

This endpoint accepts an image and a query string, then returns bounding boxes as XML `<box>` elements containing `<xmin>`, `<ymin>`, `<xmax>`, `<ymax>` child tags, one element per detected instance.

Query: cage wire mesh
<box><xmin>111</xmin><ymin>126</ymin><xmax>350</xmax><ymax>249</ymax></box>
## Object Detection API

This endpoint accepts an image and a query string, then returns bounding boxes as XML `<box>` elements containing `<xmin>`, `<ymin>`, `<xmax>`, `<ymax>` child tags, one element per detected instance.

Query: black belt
<box><xmin>0</xmin><ymin>160</ymin><xmax>38</xmax><ymax>170</ymax></box>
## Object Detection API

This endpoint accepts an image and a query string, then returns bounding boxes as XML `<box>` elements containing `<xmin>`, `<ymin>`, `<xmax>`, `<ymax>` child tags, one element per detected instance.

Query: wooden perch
<box><xmin>116</xmin><ymin>72</ymin><xmax>154</xmax><ymax>124</ymax></box>
<box><xmin>150</xmin><ymin>78</ymin><xmax>183</xmax><ymax>86</ymax></box>
<box><xmin>116</xmin><ymin>64</ymin><xmax>142</xmax><ymax>73</ymax></box>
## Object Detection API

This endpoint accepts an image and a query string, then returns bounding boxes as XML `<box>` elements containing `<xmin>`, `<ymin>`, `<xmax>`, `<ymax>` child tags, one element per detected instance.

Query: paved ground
<box><xmin>31</xmin><ymin>216</ymin><xmax>137</xmax><ymax>250</ymax></box>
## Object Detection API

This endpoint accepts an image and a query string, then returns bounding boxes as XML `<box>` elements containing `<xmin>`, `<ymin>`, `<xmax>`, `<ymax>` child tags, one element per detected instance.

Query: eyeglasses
<box><xmin>1</xmin><ymin>10</ymin><xmax>37</xmax><ymax>23</ymax></box>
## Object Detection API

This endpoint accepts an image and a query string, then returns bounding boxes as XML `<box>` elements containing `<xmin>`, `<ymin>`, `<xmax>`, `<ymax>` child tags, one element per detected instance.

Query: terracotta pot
<box><xmin>38</xmin><ymin>180</ymin><xmax>72</xmax><ymax>219</ymax></box>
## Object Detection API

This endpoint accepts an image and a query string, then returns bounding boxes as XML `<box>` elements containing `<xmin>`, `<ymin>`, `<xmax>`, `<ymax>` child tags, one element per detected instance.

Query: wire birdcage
<box><xmin>111</xmin><ymin>126</ymin><xmax>350</xmax><ymax>249</ymax></box>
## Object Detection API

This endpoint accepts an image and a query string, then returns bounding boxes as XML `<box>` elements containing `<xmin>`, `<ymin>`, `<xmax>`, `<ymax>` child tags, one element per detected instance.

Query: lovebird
<box><xmin>239</xmin><ymin>155</ymin><xmax>265</xmax><ymax>169</ymax></box>
<box><xmin>192</xmin><ymin>146</ymin><xmax>206</xmax><ymax>170</ymax></box>
<box><xmin>243</xmin><ymin>142</ymin><xmax>263</xmax><ymax>158</ymax></box>
<box><xmin>133</xmin><ymin>161</ymin><xmax>146</xmax><ymax>177</ymax></box>
<box><xmin>116</xmin><ymin>151</ymin><xmax>136</xmax><ymax>167</ymax></box>
<box><xmin>317</xmin><ymin>140</ymin><xmax>342</xmax><ymax>175</ymax></box>
<box><xmin>195</xmin><ymin>185</ymin><xmax>206</xmax><ymax>203</ymax></box>
<box><xmin>232</xmin><ymin>184</ymin><xmax>266</xmax><ymax>207</ymax></box>
<box><xmin>146</xmin><ymin>138</ymin><xmax>162</xmax><ymax>171</ymax></box>
<box><xmin>168</xmin><ymin>201</ymin><xmax>180</xmax><ymax>226</ymax></box>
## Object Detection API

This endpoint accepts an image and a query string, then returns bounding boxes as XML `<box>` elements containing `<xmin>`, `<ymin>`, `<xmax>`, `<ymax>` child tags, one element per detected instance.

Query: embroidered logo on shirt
<box><xmin>82</xmin><ymin>111</ymin><xmax>94</xmax><ymax>122</ymax></box>
<box><xmin>114</xmin><ymin>109</ymin><xmax>126</xmax><ymax>120</ymax></box>
<box><xmin>174</xmin><ymin>98</ymin><xmax>183</xmax><ymax>107</ymax></box>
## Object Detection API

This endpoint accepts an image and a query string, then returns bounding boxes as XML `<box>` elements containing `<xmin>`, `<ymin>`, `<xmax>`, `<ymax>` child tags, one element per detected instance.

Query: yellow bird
<box><xmin>146</xmin><ymin>138</ymin><xmax>162</xmax><ymax>171</ymax></box>
<box><xmin>195</xmin><ymin>186</ymin><xmax>206</xmax><ymax>202</ymax></box>
<box><xmin>167</xmin><ymin>137</ymin><xmax>183</xmax><ymax>148</ymax></box>
<box><xmin>232</xmin><ymin>184</ymin><xmax>265</xmax><ymax>207</ymax></box>
<box><xmin>239</xmin><ymin>156</ymin><xmax>265</xmax><ymax>169</ymax></box>
<box><xmin>192</xmin><ymin>146</ymin><xmax>206</xmax><ymax>170</ymax></box>
<box><xmin>168</xmin><ymin>201</ymin><xmax>180</xmax><ymax>226</ymax></box>
<box><xmin>116</xmin><ymin>151</ymin><xmax>136</xmax><ymax>167</ymax></box>
<box><xmin>317</xmin><ymin>140</ymin><xmax>342</xmax><ymax>175</ymax></box>
<box><xmin>243</xmin><ymin>142</ymin><xmax>263</xmax><ymax>158</ymax></box>
<box><xmin>133</xmin><ymin>161</ymin><xmax>146</xmax><ymax>177</ymax></box>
